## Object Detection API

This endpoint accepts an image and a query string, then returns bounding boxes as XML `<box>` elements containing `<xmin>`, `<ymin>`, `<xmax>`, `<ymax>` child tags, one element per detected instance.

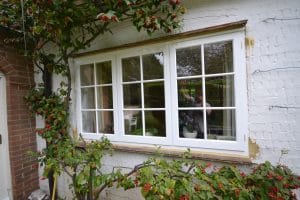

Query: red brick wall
<box><xmin>0</xmin><ymin>46</ymin><xmax>39</xmax><ymax>199</ymax></box>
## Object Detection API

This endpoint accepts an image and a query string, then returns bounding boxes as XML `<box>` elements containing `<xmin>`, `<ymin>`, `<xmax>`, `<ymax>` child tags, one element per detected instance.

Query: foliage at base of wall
<box><xmin>135</xmin><ymin>155</ymin><xmax>300</xmax><ymax>200</ymax></box>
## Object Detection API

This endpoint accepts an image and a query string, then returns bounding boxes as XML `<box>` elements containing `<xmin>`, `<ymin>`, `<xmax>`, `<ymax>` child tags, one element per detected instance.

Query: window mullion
<box><xmin>201</xmin><ymin>45</ymin><xmax>207</xmax><ymax>140</ymax></box>
<box><xmin>140</xmin><ymin>55</ymin><xmax>145</xmax><ymax>136</ymax></box>
<box><xmin>94</xmin><ymin>62</ymin><xmax>99</xmax><ymax>134</ymax></box>
<box><xmin>115</xmin><ymin>57</ymin><xmax>123</xmax><ymax>137</ymax></box>
<box><xmin>77</xmin><ymin>65</ymin><xmax>83</xmax><ymax>134</ymax></box>
<box><xmin>171</xmin><ymin>46</ymin><xmax>179</xmax><ymax>145</ymax></box>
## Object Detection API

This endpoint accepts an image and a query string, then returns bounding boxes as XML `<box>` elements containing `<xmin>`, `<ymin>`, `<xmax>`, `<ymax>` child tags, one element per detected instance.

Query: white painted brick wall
<box><xmin>183</xmin><ymin>0</ymin><xmax>300</xmax><ymax>174</ymax></box>
<box><xmin>37</xmin><ymin>0</ymin><xmax>300</xmax><ymax>198</ymax></box>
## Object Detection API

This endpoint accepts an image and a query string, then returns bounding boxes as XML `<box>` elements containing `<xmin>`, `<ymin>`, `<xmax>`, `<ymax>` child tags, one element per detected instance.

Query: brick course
<box><xmin>0</xmin><ymin>43</ymin><xmax>38</xmax><ymax>199</ymax></box>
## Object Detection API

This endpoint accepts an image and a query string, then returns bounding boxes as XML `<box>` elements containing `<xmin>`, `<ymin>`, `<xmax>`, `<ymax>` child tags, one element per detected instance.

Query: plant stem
<box><xmin>88</xmin><ymin>167</ymin><xmax>94</xmax><ymax>200</ymax></box>
<box><xmin>52</xmin><ymin>174</ymin><xmax>57</xmax><ymax>200</ymax></box>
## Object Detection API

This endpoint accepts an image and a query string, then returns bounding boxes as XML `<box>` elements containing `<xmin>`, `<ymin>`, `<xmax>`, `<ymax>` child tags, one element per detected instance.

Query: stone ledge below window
<box><xmin>112</xmin><ymin>143</ymin><xmax>252</xmax><ymax>165</ymax></box>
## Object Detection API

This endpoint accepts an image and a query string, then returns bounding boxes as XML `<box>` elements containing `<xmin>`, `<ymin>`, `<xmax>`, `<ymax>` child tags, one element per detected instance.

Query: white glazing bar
<box><xmin>141</xmin><ymin>79</ymin><xmax>165</xmax><ymax>83</ymax></box>
<box><xmin>204</xmin><ymin>72</ymin><xmax>235</xmax><ymax>78</ymax></box>
<box><xmin>94</xmin><ymin>83</ymin><xmax>113</xmax><ymax>87</ymax></box>
<box><xmin>122</xmin><ymin>80</ymin><xmax>142</xmax><ymax>84</ymax></box>
<box><xmin>95</xmin><ymin>109</ymin><xmax>114</xmax><ymax>111</ymax></box>
<box><xmin>201</xmin><ymin>44</ymin><xmax>207</xmax><ymax>140</ymax></box>
<box><xmin>94</xmin><ymin>62</ymin><xmax>99</xmax><ymax>134</ymax></box>
<box><xmin>140</xmin><ymin>55</ymin><xmax>145</xmax><ymax>136</ymax></box>
<box><xmin>176</xmin><ymin>72</ymin><xmax>235</xmax><ymax>80</ymax></box>
<box><xmin>143</xmin><ymin>108</ymin><xmax>166</xmax><ymax>111</ymax></box>
<box><xmin>179</xmin><ymin>107</ymin><xmax>236</xmax><ymax>111</ymax></box>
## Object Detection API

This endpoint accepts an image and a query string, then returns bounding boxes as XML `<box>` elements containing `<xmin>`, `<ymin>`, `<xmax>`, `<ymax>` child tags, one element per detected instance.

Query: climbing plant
<box><xmin>0</xmin><ymin>0</ymin><xmax>186</xmax><ymax>105</ymax></box>
<box><xmin>1</xmin><ymin>0</ymin><xmax>185</xmax><ymax>198</ymax></box>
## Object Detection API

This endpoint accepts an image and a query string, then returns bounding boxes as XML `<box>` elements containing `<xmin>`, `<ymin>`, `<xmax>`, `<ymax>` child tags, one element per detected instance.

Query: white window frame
<box><xmin>74</xmin><ymin>30</ymin><xmax>248</xmax><ymax>153</ymax></box>
<box><xmin>114</xmin><ymin>45</ymin><xmax>172</xmax><ymax>145</ymax></box>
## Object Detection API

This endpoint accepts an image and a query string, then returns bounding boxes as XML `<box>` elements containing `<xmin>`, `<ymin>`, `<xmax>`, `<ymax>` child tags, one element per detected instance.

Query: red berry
<box><xmin>235</xmin><ymin>189</ymin><xmax>241</xmax><ymax>197</ymax></box>
<box><xmin>218</xmin><ymin>183</ymin><xmax>224</xmax><ymax>189</ymax></box>
<box><xmin>179</xmin><ymin>194</ymin><xmax>189</xmax><ymax>200</ymax></box>
<box><xmin>134</xmin><ymin>179</ymin><xmax>139</xmax><ymax>187</ymax></box>
<box><xmin>267</xmin><ymin>172</ymin><xmax>273</xmax><ymax>179</ymax></box>
<box><xmin>143</xmin><ymin>183</ymin><xmax>152</xmax><ymax>192</ymax></box>
<box><xmin>169</xmin><ymin>0</ymin><xmax>181</xmax><ymax>5</ymax></box>
<box><xmin>45</xmin><ymin>124</ymin><xmax>51</xmax><ymax>130</ymax></box>
<box><xmin>206</xmin><ymin>162</ymin><xmax>212</xmax><ymax>168</ymax></box>
<box><xmin>240</xmin><ymin>172</ymin><xmax>246</xmax><ymax>177</ymax></box>
<box><xmin>111</xmin><ymin>15</ymin><xmax>118</xmax><ymax>22</ymax></box>
<box><xmin>276</xmin><ymin>175</ymin><xmax>283</xmax><ymax>181</ymax></box>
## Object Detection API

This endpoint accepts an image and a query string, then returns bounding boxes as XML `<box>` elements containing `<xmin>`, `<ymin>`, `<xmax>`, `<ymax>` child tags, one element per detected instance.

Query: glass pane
<box><xmin>96</xmin><ymin>61</ymin><xmax>112</xmax><ymax>84</ymax></box>
<box><xmin>206</xmin><ymin>75</ymin><xmax>234</xmax><ymax>107</ymax></box>
<box><xmin>204</xmin><ymin>41</ymin><xmax>233</xmax><ymax>74</ymax></box>
<box><xmin>176</xmin><ymin>45</ymin><xmax>202</xmax><ymax>77</ymax></box>
<box><xmin>81</xmin><ymin>88</ymin><xmax>95</xmax><ymax>109</ymax></box>
<box><xmin>98</xmin><ymin>111</ymin><xmax>114</xmax><ymax>134</ymax></box>
<box><xmin>144</xmin><ymin>81</ymin><xmax>165</xmax><ymax>108</ymax></box>
<box><xmin>143</xmin><ymin>52</ymin><xmax>164</xmax><ymax>80</ymax></box>
<box><xmin>123</xmin><ymin>83</ymin><xmax>141</xmax><ymax>108</ymax></box>
<box><xmin>124</xmin><ymin>111</ymin><xmax>142</xmax><ymax>136</ymax></box>
<box><xmin>97</xmin><ymin>86</ymin><xmax>113</xmax><ymax>109</ymax></box>
<box><xmin>179</xmin><ymin>110</ymin><xmax>204</xmax><ymax>139</ymax></box>
<box><xmin>82</xmin><ymin>111</ymin><xmax>96</xmax><ymax>133</ymax></box>
<box><xmin>80</xmin><ymin>64</ymin><xmax>94</xmax><ymax>86</ymax></box>
<box><xmin>207</xmin><ymin>109</ymin><xmax>236</xmax><ymax>141</ymax></box>
<box><xmin>122</xmin><ymin>56</ymin><xmax>140</xmax><ymax>82</ymax></box>
<box><xmin>178</xmin><ymin>78</ymin><xmax>203</xmax><ymax>107</ymax></box>
<box><xmin>145</xmin><ymin>111</ymin><xmax>166</xmax><ymax>137</ymax></box>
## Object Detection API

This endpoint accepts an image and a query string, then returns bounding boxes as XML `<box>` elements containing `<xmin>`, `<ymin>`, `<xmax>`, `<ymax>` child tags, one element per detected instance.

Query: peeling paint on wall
<box><xmin>245</xmin><ymin>37</ymin><xmax>255</xmax><ymax>48</ymax></box>
<box><xmin>249</xmin><ymin>138</ymin><xmax>260</xmax><ymax>159</ymax></box>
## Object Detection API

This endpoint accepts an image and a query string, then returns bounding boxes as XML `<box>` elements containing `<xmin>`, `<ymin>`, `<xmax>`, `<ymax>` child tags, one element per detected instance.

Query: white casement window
<box><xmin>76</xmin><ymin>30</ymin><xmax>247</xmax><ymax>153</ymax></box>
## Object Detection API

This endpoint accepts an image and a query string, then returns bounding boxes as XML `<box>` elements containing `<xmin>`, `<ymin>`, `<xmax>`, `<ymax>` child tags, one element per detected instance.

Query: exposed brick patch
<box><xmin>0</xmin><ymin>45</ymin><xmax>38</xmax><ymax>199</ymax></box>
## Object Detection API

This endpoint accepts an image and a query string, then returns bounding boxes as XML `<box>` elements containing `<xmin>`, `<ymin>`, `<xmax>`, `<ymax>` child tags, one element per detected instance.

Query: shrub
<box><xmin>132</xmin><ymin>153</ymin><xmax>300</xmax><ymax>200</ymax></box>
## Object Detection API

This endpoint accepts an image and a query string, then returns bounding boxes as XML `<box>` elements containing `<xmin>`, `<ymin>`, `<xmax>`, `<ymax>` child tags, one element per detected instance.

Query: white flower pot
<box><xmin>182</xmin><ymin>127</ymin><xmax>197</xmax><ymax>138</ymax></box>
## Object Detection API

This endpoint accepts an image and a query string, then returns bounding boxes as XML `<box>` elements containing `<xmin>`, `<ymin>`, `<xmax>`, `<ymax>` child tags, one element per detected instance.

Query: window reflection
<box><xmin>207</xmin><ymin>109</ymin><xmax>236</xmax><ymax>140</ymax></box>
<box><xmin>80</xmin><ymin>64</ymin><xmax>94</xmax><ymax>86</ymax></box>
<box><xmin>176</xmin><ymin>40</ymin><xmax>236</xmax><ymax>141</ymax></box>
<box><xmin>176</xmin><ymin>45</ymin><xmax>202</xmax><ymax>77</ymax></box>
<box><xmin>97</xmin><ymin>86</ymin><xmax>113</xmax><ymax>109</ymax></box>
<box><xmin>122</xmin><ymin>53</ymin><xmax>166</xmax><ymax>137</ymax></box>
<box><xmin>144</xmin><ymin>81</ymin><xmax>165</xmax><ymax>108</ymax></box>
<box><xmin>145</xmin><ymin>111</ymin><xmax>165</xmax><ymax>137</ymax></box>
<box><xmin>204</xmin><ymin>41</ymin><xmax>233</xmax><ymax>74</ymax></box>
<box><xmin>82</xmin><ymin>111</ymin><xmax>96</xmax><ymax>133</ymax></box>
<box><xmin>143</xmin><ymin>53</ymin><xmax>164</xmax><ymax>80</ymax></box>
<box><xmin>96</xmin><ymin>61</ymin><xmax>112</xmax><ymax>84</ymax></box>
<box><xmin>124</xmin><ymin>111</ymin><xmax>142</xmax><ymax>136</ymax></box>
<box><xmin>81</xmin><ymin>62</ymin><xmax>114</xmax><ymax>135</ymax></box>
<box><xmin>179</xmin><ymin>110</ymin><xmax>204</xmax><ymax>139</ymax></box>
<box><xmin>123</xmin><ymin>83</ymin><xmax>141</xmax><ymax>108</ymax></box>
<box><xmin>206</xmin><ymin>75</ymin><xmax>235</xmax><ymax>107</ymax></box>
<box><xmin>177</xmin><ymin>78</ymin><xmax>203</xmax><ymax>107</ymax></box>
<box><xmin>98</xmin><ymin>111</ymin><xmax>114</xmax><ymax>134</ymax></box>
<box><xmin>122</xmin><ymin>56</ymin><xmax>140</xmax><ymax>82</ymax></box>
<box><xmin>81</xmin><ymin>87</ymin><xmax>95</xmax><ymax>109</ymax></box>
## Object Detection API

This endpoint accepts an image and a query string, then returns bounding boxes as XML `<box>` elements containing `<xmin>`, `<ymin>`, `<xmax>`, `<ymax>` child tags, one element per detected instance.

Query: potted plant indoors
<box><xmin>180</xmin><ymin>112</ymin><xmax>198</xmax><ymax>138</ymax></box>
